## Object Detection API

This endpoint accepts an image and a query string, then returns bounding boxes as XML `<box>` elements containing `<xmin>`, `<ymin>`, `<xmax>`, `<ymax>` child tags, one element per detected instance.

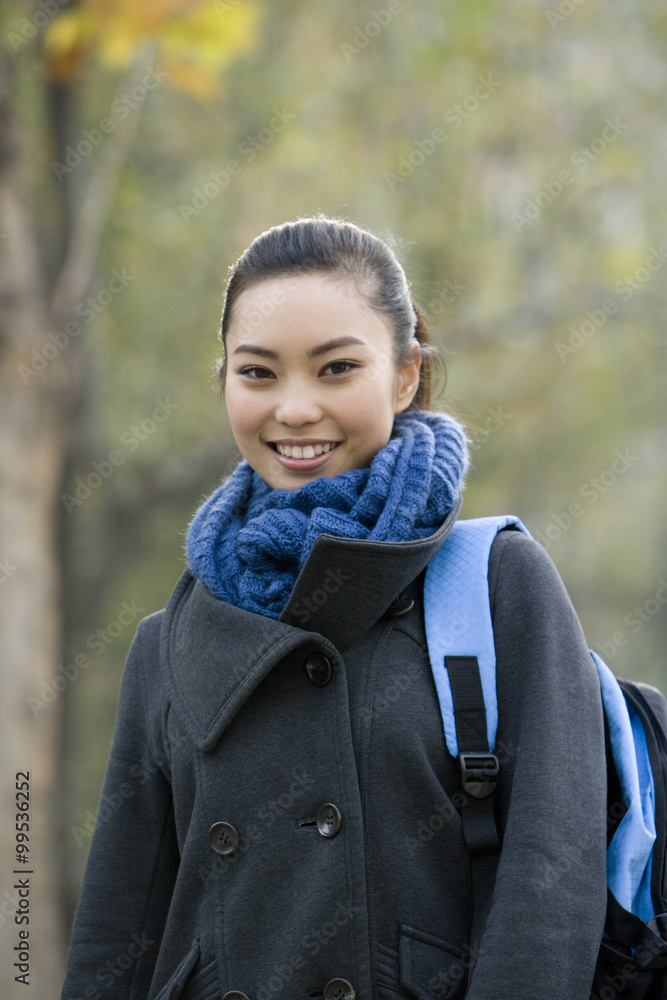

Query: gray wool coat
<box><xmin>61</xmin><ymin>504</ymin><xmax>608</xmax><ymax>1000</ymax></box>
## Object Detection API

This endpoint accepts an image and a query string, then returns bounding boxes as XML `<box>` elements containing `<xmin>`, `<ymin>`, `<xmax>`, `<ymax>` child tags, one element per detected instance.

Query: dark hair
<box><xmin>216</xmin><ymin>214</ymin><xmax>446</xmax><ymax>410</ymax></box>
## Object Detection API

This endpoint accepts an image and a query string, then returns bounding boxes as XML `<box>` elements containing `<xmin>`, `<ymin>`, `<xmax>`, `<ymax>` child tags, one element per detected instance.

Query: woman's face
<box><xmin>224</xmin><ymin>273</ymin><xmax>421</xmax><ymax>490</ymax></box>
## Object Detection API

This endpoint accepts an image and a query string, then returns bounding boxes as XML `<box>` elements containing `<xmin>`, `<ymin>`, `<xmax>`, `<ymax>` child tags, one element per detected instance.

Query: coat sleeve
<box><xmin>61</xmin><ymin>612</ymin><xmax>179</xmax><ymax>1000</ymax></box>
<box><xmin>465</xmin><ymin>529</ymin><xmax>607</xmax><ymax>1000</ymax></box>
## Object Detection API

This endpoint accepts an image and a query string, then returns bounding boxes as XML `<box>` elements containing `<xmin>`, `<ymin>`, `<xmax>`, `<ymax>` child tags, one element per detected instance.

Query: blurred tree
<box><xmin>0</xmin><ymin>0</ymin><xmax>258</xmax><ymax>993</ymax></box>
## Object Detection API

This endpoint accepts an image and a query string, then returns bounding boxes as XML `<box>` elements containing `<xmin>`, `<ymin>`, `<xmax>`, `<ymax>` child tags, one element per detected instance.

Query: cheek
<box><xmin>224</xmin><ymin>383</ymin><xmax>260</xmax><ymax>431</ymax></box>
<box><xmin>341</xmin><ymin>393</ymin><xmax>396</xmax><ymax>459</ymax></box>
<box><xmin>343</xmin><ymin>372</ymin><xmax>398</xmax><ymax>422</ymax></box>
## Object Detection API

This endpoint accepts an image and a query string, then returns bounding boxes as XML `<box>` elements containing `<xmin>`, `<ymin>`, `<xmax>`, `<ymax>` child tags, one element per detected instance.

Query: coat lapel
<box><xmin>159</xmin><ymin>571</ymin><xmax>323</xmax><ymax>753</ymax></box>
<box><xmin>160</xmin><ymin>500</ymin><xmax>460</xmax><ymax>751</ymax></box>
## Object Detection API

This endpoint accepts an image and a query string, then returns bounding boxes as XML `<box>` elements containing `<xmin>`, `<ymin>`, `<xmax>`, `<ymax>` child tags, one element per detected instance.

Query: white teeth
<box><xmin>275</xmin><ymin>442</ymin><xmax>338</xmax><ymax>458</ymax></box>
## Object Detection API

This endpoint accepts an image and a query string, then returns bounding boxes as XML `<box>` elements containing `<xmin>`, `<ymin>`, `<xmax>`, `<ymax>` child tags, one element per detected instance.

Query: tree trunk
<box><xmin>0</xmin><ymin>49</ymin><xmax>79</xmax><ymax>999</ymax></box>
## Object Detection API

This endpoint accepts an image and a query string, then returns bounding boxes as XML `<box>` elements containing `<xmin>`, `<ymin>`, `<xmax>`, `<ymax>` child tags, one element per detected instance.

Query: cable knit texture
<box><xmin>186</xmin><ymin>409</ymin><xmax>470</xmax><ymax>619</ymax></box>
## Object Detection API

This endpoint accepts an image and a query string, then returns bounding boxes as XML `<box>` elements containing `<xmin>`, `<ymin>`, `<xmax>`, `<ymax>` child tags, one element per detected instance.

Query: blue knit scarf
<box><xmin>186</xmin><ymin>409</ymin><xmax>469</xmax><ymax>619</ymax></box>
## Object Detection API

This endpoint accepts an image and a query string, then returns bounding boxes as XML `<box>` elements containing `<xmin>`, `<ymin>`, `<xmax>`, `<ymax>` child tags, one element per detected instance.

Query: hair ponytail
<box><xmin>407</xmin><ymin>299</ymin><xmax>447</xmax><ymax>411</ymax></box>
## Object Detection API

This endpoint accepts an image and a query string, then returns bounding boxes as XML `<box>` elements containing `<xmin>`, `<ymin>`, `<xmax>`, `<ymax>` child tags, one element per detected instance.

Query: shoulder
<box><xmin>125</xmin><ymin>568</ymin><xmax>194</xmax><ymax>678</ymax></box>
<box><xmin>123</xmin><ymin>607</ymin><xmax>164</xmax><ymax>682</ymax></box>
<box><xmin>132</xmin><ymin>607</ymin><xmax>164</xmax><ymax>655</ymax></box>
<box><xmin>487</xmin><ymin>526</ymin><xmax>600</xmax><ymax>702</ymax></box>
<box><xmin>485</xmin><ymin>531</ymin><xmax>604</xmax><ymax>789</ymax></box>
<box><xmin>116</xmin><ymin>604</ymin><xmax>171</xmax><ymax>759</ymax></box>
<box><xmin>488</xmin><ymin>526</ymin><xmax>575</xmax><ymax>620</ymax></box>
<box><xmin>487</xmin><ymin>526</ymin><xmax>596</xmax><ymax>684</ymax></box>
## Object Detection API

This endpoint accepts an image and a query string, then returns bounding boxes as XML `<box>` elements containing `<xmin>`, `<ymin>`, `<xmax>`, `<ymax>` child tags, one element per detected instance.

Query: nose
<box><xmin>273</xmin><ymin>380</ymin><xmax>324</xmax><ymax>426</ymax></box>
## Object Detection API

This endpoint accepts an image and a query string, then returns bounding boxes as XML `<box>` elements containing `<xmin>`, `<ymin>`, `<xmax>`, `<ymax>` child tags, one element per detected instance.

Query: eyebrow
<box><xmin>232</xmin><ymin>336</ymin><xmax>367</xmax><ymax>360</ymax></box>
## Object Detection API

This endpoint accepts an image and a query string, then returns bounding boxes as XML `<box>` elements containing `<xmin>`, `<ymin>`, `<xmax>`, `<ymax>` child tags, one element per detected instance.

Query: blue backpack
<box><xmin>423</xmin><ymin>516</ymin><xmax>667</xmax><ymax>998</ymax></box>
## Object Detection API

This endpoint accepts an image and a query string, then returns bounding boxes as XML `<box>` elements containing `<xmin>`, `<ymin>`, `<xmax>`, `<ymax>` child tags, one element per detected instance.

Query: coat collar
<box><xmin>278</xmin><ymin>499</ymin><xmax>461</xmax><ymax>649</ymax></box>
<box><xmin>160</xmin><ymin>499</ymin><xmax>460</xmax><ymax>752</ymax></box>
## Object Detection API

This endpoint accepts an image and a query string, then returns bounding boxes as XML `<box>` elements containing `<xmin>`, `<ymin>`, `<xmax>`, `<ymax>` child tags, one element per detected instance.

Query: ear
<box><xmin>393</xmin><ymin>340</ymin><xmax>422</xmax><ymax>413</ymax></box>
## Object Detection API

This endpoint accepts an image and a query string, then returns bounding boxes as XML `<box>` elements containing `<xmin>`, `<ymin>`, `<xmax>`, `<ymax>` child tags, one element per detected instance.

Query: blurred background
<box><xmin>0</xmin><ymin>0</ymin><xmax>665</xmax><ymax>993</ymax></box>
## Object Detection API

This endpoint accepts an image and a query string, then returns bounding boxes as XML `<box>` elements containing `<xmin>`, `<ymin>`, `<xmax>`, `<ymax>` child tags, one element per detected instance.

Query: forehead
<box><xmin>227</xmin><ymin>273</ymin><xmax>393</xmax><ymax>346</ymax></box>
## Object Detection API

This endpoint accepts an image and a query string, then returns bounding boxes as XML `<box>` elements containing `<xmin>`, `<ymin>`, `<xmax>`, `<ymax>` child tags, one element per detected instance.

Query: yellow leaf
<box><xmin>159</xmin><ymin>3</ymin><xmax>259</xmax><ymax>70</ymax></box>
<box><xmin>44</xmin><ymin>0</ymin><xmax>260</xmax><ymax>92</ymax></box>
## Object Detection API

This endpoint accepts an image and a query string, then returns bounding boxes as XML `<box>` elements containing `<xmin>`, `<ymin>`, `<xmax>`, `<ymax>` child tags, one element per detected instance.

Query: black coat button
<box><xmin>222</xmin><ymin>993</ymin><xmax>249</xmax><ymax>1000</ymax></box>
<box><xmin>208</xmin><ymin>822</ymin><xmax>239</xmax><ymax>856</ymax></box>
<box><xmin>323</xmin><ymin>979</ymin><xmax>356</xmax><ymax>1000</ymax></box>
<box><xmin>316</xmin><ymin>803</ymin><xmax>342</xmax><ymax>838</ymax></box>
<box><xmin>305</xmin><ymin>652</ymin><xmax>332</xmax><ymax>686</ymax></box>
<box><xmin>388</xmin><ymin>593</ymin><xmax>414</xmax><ymax>616</ymax></box>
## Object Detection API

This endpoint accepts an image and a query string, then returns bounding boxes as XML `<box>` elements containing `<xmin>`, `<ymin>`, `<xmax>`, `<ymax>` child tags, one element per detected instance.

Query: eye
<box><xmin>238</xmin><ymin>366</ymin><xmax>275</xmax><ymax>380</ymax></box>
<box><xmin>321</xmin><ymin>359</ymin><xmax>359</xmax><ymax>376</ymax></box>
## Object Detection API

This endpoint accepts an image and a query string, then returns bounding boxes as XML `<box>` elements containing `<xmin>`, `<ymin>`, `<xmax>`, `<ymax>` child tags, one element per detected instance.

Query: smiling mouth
<box><xmin>269</xmin><ymin>441</ymin><xmax>341</xmax><ymax>459</ymax></box>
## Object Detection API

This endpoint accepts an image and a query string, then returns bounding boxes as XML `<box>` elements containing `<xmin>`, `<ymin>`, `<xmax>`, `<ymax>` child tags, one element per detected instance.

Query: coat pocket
<box><xmin>398</xmin><ymin>924</ymin><xmax>468</xmax><ymax>1000</ymax></box>
<box><xmin>152</xmin><ymin>940</ymin><xmax>201</xmax><ymax>1000</ymax></box>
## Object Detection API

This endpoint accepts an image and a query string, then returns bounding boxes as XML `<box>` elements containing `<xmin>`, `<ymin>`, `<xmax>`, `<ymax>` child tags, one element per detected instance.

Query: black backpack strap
<box><xmin>446</xmin><ymin>655</ymin><xmax>501</xmax><ymax>981</ymax></box>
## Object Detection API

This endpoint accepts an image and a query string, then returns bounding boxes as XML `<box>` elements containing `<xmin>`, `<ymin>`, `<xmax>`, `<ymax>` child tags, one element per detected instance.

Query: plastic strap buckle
<box><xmin>459</xmin><ymin>752</ymin><xmax>499</xmax><ymax>799</ymax></box>
<box><xmin>644</xmin><ymin>913</ymin><xmax>667</xmax><ymax>961</ymax></box>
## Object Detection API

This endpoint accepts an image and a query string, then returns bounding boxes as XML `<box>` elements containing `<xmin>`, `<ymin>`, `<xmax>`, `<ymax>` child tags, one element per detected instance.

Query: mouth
<box><xmin>267</xmin><ymin>439</ymin><xmax>342</xmax><ymax>471</ymax></box>
<box><xmin>270</xmin><ymin>440</ymin><xmax>340</xmax><ymax>459</ymax></box>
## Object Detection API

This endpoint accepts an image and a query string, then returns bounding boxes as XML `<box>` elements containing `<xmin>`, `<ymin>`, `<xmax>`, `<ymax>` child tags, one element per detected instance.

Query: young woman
<box><xmin>62</xmin><ymin>216</ymin><xmax>607</xmax><ymax>1000</ymax></box>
